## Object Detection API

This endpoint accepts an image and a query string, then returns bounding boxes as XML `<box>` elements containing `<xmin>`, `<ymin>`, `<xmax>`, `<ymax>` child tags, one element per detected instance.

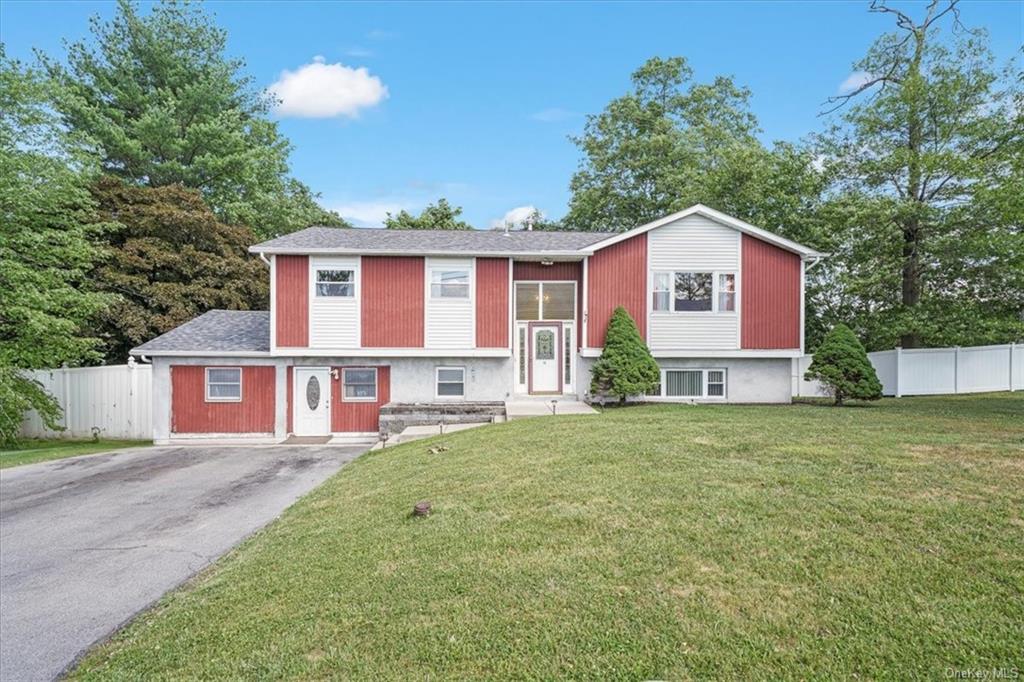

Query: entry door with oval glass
<box><xmin>530</xmin><ymin>324</ymin><xmax>561</xmax><ymax>394</ymax></box>
<box><xmin>293</xmin><ymin>367</ymin><xmax>331</xmax><ymax>436</ymax></box>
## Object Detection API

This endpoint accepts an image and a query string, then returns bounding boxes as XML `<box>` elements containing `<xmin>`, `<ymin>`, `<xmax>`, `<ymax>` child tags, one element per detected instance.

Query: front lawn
<box><xmin>74</xmin><ymin>394</ymin><xmax>1023</xmax><ymax>679</ymax></box>
<box><xmin>0</xmin><ymin>438</ymin><xmax>151</xmax><ymax>470</ymax></box>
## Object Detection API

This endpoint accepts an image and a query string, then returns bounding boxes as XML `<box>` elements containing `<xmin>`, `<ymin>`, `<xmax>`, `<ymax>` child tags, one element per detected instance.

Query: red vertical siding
<box><xmin>741</xmin><ymin>234</ymin><xmax>801</xmax><ymax>349</ymax></box>
<box><xmin>512</xmin><ymin>261</ymin><xmax>583</xmax><ymax>347</ymax></box>
<box><xmin>331</xmin><ymin>366</ymin><xmax>391</xmax><ymax>432</ymax></box>
<box><xmin>476</xmin><ymin>258</ymin><xmax>509</xmax><ymax>348</ymax></box>
<box><xmin>171</xmin><ymin>366</ymin><xmax>276</xmax><ymax>433</ymax></box>
<box><xmin>586</xmin><ymin>234</ymin><xmax>647</xmax><ymax>347</ymax></box>
<box><xmin>362</xmin><ymin>257</ymin><xmax>424</xmax><ymax>347</ymax></box>
<box><xmin>276</xmin><ymin>256</ymin><xmax>308</xmax><ymax>347</ymax></box>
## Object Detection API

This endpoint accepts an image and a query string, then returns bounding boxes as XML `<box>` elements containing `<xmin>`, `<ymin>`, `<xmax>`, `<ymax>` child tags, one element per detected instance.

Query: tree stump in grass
<box><xmin>413</xmin><ymin>500</ymin><xmax>432</xmax><ymax>517</ymax></box>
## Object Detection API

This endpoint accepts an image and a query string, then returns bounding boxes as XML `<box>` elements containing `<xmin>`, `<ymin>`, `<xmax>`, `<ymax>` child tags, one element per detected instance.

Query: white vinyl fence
<box><xmin>794</xmin><ymin>343</ymin><xmax>1022</xmax><ymax>398</ymax></box>
<box><xmin>20</xmin><ymin>361</ymin><xmax>152</xmax><ymax>440</ymax></box>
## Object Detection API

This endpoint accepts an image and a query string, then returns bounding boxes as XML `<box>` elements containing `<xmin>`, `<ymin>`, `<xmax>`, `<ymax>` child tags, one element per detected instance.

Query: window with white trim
<box><xmin>342</xmin><ymin>368</ymin><xmax>377</xmax><ymax>401</ymax></box>
<box><xmin>514</xmin><ymin>282</ymin><xmax>576</xmax><ymax>321</ymax></box>
<box><xmin>205</xmin><ymin>367</ymin><xmax>241</xmax><ymax>402</ymax></box>
<box><xmin>658</xmin><ymin>369</ymin><xmax>727</xmax><ymax>399</ymax></box>
<box><xmin>651</xmin><ymin>271</ymin><xmax>736</xmax><ymax>313</ymax></box>
<box><xmin>436</xmin><ymin>366</ymin><xmax>465</xmax><ymax>398</ymax></box>
<box><xmin>315</xmin><ymin>269</ymin><xmax>355</xmax><ymax>297</ymax></box>
<box><xmin>430</xmin><ymin>269</ymin><xmax>470</xmax><ymax>298</ymax></box>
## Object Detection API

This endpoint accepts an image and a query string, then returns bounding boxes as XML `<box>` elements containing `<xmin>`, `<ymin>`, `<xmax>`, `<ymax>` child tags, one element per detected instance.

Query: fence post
<box><xmin>894</xmin><ymin>347</ymin><xmax>902</xmax><ymax>398</ymax></box>
<box><xmin>1011</xmin><ymin>342</ymin><xmax>1016</xmax><ymax>392</ymax></box>
<box><xmin>129</xmin><ymin>357</ymin><xmax>138</xmax><ymax>439</ymax></box>
<box><xmin>61</xmin><ymin>364</ymin><xmax>71</xmax><ymax>436</ymax></box>
<box><xmin>953</xmin><ymin>346</ymin><xmax>960</xmax><ymax>395</ymax></box>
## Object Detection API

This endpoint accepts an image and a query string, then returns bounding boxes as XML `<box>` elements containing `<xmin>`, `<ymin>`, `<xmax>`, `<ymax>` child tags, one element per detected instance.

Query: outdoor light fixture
<box><xmin>540</xmin><ymin>260</ymin><xmax>554</xmax><ymax>266</ymax></box>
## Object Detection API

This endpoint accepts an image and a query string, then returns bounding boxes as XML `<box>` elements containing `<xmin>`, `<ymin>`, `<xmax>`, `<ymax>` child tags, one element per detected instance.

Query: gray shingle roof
<box><xmin>250</xmin><ymin>227</ymin><xmax>612</xmax><ymax>255</ymax></box>
<box><xmin>132</xmin><ymin>310</ymin><xmax>269</xmax><ymax>355</ymax></box>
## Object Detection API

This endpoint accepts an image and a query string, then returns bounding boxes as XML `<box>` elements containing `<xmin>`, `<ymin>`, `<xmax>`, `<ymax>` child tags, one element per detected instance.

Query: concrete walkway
<box><xmin>504</xmin><ymin>398</ymin><xmax>598</xmax><ymax>418</ymax></box>
<box><xmin>0</xmin><ymin>444</ymin><xmax>365</xmax><ymax>682</ymax></box>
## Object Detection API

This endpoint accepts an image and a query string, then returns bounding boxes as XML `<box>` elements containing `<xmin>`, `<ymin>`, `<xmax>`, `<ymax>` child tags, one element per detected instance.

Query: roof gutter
<box><xmin>805</xmin><ymin>253</ymin><xmax>828</xmax><ymax>271</ymax></box>
<box><xmin>257</xmin><ymin>252</ymin><xmax>270</xmax><ymax>268</ymax></box>
<box><xmin>247</xmin><ymin>247</ymin><xmax>593</xmax><ymax>259</ymax></box>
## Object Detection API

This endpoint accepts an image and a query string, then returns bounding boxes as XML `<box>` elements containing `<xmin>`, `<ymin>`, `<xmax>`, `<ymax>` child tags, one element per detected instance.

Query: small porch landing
<box><xmin>504</xmin><ymin>397</ymin><xmax>598</xmax><ymax>419</ymax></box>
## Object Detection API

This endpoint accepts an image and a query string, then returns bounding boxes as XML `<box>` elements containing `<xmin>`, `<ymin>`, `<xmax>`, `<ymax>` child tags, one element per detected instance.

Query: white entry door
<box><xmin>530</xmin><ymin>324</ymin><xmax>561</xmax><ymax>394</ymax></box>
<box><xmin>293</xmin><ymin>367</ymin><xmax>331</xmax><ymax>436</ymax></box>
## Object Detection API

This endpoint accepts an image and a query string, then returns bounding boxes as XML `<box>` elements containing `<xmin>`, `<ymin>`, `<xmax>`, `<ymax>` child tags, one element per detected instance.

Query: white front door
<box><xmin>293</xmin><ymin>367</ymin><xmax>331</xmax><ymax>436</ymax></box>
<box><xmin>530</xmin><ymin>324</ymin><xmax>561</xmax><ymax>394</ymax></box>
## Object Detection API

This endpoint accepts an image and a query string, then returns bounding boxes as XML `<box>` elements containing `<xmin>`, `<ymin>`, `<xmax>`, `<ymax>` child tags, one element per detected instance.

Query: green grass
<box><xmin>0</xmin><ymin>438</ymin><xmax>151</xmax><ymax>469</ymax></box>
<box><xmin>74</xmin><ymin>394</ymin><xmax>1023</xmax><ymax>680</ymax></box>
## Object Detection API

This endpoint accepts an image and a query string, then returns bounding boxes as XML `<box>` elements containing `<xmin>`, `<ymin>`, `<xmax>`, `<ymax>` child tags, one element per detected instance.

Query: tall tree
<box><xmin>42</xmin><ymin>0</ymin><xmax>346</xmax><ymax>238</ymax></box>
<box><xmin>89</xmin><ymin>177</ymin><xmax>269</xmax><ymax>362</ymax></box>
<box><xmin>0</xmin><ymin>51</ymin><xmax>110</xmax><ymax>445</ymax></box>
<box><xmin>818</xmin><ymin>0</ymin><xmax>1023</xmax><ymax>348</ymax></box>
<box><xmin>385</xmin><ymin>198</ymin><xmax>473</xmax><ymax>230</ymax></box>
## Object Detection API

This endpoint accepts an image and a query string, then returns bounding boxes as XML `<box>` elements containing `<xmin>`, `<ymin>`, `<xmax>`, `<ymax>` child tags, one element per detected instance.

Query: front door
<box><xmin>529</xmin><ymin>323</ymin><xmax>562</xmax><ymax>394</ymax></box>
<box><xmin>293</xmin><ymin>367</ymin><xmax>331</xmax><ymax>436</ymax></box>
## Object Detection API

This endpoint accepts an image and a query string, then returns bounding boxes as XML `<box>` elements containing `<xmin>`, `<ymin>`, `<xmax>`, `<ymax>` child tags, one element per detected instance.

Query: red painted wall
<box><xmin>362</xmin><ymin>257</ymin><xmax>424</xmax><ymax>347</ymax></box>
<box><xmin>476</xmin><ymin>258</ymin><xmax>509</xmax><ymax>348</ymax></box>
<box><xmin>276</xmin><ymin>256</ymin><xmax>308</xmax><ymax>347</ymax></box>
<box><xmin>331</xmin><ymin>366</ymin><xmax>391</xmax><ymax>432</ymax></box>
<box><xmin>512</xmin><ymin>261</ymin><xmax>583</xmax><ymax>347</ymax></box>
<box><xmin>741</xmin><ymin>234</ymin><xmax>801</xmax><ymax>349</ymax></box>
<box><xmin>586</xmin><ymin>234</ymin><xmax>647</xmax><ymax>347</ymax></box>
<box><xmin>171</xmin><ymin>366</ymin><xmax>276</xmax><ymax>434</ymax></box>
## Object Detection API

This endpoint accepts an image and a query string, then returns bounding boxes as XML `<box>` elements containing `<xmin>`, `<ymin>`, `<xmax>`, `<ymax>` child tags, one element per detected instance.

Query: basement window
<box><xmin>436</xmin><ymin>367</ymin><xmax>465</xmax><ymax>399</ymax></box>
<box><xmin>661</xmin><ymin>369</ymin><xmax>727</xmax><ymax>399</ymax></box>
<box><xmin>205</xmin><ymin>367</ymin><xmax>241</xmax><ymax>402</ymax></box>
<box><xmin>343</xmin><ymin>368</ymin><xmax>377</xmax><ymax>401</ymax></box>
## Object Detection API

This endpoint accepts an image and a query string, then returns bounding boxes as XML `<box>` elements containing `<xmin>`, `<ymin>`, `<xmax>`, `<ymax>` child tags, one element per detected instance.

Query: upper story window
<box><xmin>652</xmin><ymin>271</ymin><xmax>736</xmax><ymax>313</ymax></box>
<box><xmin>430</xmin><ymin>268</ymin><xmax>470</xmax><ymax>299</ymax></box>
<box><xmin>205</xmin><ymin>367</ymin><xmax>241</xmax><ymax>402</ymax></box>
<box><xmin>316</xmin><ymin>269</ymin><xmax>354</xmax><ymax>297</ymax></box>
<box><xmin>514</xmin><ymin>282</ymin><xmax>576</xmax><ymax>321</ymax></box>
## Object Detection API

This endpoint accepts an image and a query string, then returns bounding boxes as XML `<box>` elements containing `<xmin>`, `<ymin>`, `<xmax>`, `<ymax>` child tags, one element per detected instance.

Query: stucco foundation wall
<box><xmin>575</xmin><ymin>356</ymin><xmax>792</xmax><ymax>403</ymax></box>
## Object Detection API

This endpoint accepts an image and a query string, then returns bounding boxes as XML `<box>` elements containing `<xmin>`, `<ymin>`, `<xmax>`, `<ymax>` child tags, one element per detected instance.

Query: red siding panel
<box><xmin>171</xmin><ymin>366</ymin><xmax>276</xmax><ymax>433</ymax></box>
<box><xmin>276</xmin><ymin>256</ymin><xmax>308</xmax><ymax>347</ymax></box>
<box><xmin>362</xmin><ymin>257</ymin><xmax>424</xmax><ymax>347</ymax></box>
<box><xmin>513</xmin><ymin>261</ymin><xmax>584</xmax><ymax>347</ymax></box>
<box><xmin>587</xmin><ymin>234</ymin><xmax>647</xmax><ymax>347</ymax></box>
<box><xmin>331</xmin><ymin>366</ymin><xmax>391</xmax><ymax>432</ymax></box>
<box><xmin>741</xmin><ymin>234</ymin><xmax>801</xmax><ymax>349</ymax></box>
<box><xmin>476</xmin><ymin>258</ymin><xmax>509</xmax><ymax>348</ymax></box>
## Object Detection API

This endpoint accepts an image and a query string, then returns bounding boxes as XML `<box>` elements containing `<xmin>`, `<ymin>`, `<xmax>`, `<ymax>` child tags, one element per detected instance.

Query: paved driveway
<box><xmin>0</xmin><ymin>444</ymin><xmax>365</xmax><ymax>682</ymax></box>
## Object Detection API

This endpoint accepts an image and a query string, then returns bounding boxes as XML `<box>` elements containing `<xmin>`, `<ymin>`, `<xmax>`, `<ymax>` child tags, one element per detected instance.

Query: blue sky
<box><xmin>2</xmin><ymin>1</ymin><xmax>1021</xmax><ymax>228</ymax></box>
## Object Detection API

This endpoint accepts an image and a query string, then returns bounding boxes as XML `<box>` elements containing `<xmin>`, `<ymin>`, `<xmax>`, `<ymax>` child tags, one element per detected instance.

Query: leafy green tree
<box><xmin>804</xmin><ymin>324</ymin><xmax>883</xmax><ymax>406</ymax></box>
<box><xmin>42</xmin><ymin>0</ymin><xmax>345</xmax><ymax>238</ymax></box>
<box><xmin>385</xmin><ymin>198</ymin><xmax>473</xmax><ymax>230</ymax></box>
<box><xmin>88</xmin><ymin>177</ymin><xmax>268</xmax><ymax>361</ymax></box>
<box><xmin>589</xmin><ymin>307</ymin><xmax>660</xmax><ymax>403</ymax></box>
<box><xmin>816</xmin><ymin>0</ymin><xmax>1023</xmax><ymax>349</ymax></box>
<box><xmin>0</xmin><ymin>51</ymin><xmax>110</xmax><ymax>445</ymax></box>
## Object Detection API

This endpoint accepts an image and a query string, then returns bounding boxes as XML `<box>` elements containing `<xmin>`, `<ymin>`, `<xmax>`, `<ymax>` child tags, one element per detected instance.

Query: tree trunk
<box><xmin>900</xmin><ymin>28</ymin><xmax>926</xmax><ymax>349</ymax></box>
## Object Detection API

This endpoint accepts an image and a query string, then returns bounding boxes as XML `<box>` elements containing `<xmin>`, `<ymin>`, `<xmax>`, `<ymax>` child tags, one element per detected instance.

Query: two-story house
<box><xmin>132</xmin><ymin>204</ymin><xmax>823</xmax><ymax>444</ymax></box>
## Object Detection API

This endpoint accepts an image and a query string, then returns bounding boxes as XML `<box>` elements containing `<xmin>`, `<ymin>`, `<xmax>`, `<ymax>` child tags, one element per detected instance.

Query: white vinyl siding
<box><xmin>309</xmin><ymin>256</ymin><xmax>360</xmax><ymax>348</ymax></box>
<box><xmin>425</xmin><ymin>257</ymin><xmax>475</xmax><ymax>349</ymax></box>
<box><xmin>648</xmin><ymin>214</ymin><xmax>740</xmax><ymax>351</ymax></box>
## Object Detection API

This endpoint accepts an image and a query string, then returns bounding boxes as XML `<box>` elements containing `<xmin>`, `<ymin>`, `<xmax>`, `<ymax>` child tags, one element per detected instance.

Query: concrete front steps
<box><xmin>504</xmin><ymin>397</ymin><xmax>598</xmax><ymax>419</ymax></box>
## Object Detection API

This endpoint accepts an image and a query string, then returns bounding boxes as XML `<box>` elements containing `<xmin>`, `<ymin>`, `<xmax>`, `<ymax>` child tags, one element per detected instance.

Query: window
<box><xmin>436</xmin><ymin>367</ymin><xmax>465</xmax><ymax>398</ymax></box>
<box><xmin>718</xmin><ymin>274</ymin><xmax>736</xmax><ymax>312</ymax></box>
<box><xmin>205</xmin><ymin>367</ymin><xmax>241</xmax><ymax>402</ymax></box>
<box><xmin>430</xmin><ymin>269</ymin><xmax>470</xmax><ymax>298</ymax></box>
<box><xmin>342</xmin><ymin>368</ymin><xmax>377</xmax><ymax>401</ymax></box>
<box><xmin>514</xmin><ymin>282</ymin><xmax>576</xmax><ymax>321</ymax></box>
<box><xmin>659</xmin><ymin>369</ymin><xmax>726</xmax><ymax>399</ymax></box>
<box><xmin>674</xmin><ymin>272</ymin><xmax>713</xmax><ymax>311</ymax></box>
<box><xmin>515</xmin><ymin>283</ymin><xmax>540</xmax><ymax>320</ymax></box>
<box><xmin>651</xmin><ymin>271</ymin><xmax>736</xmax><ymax>313</ymax></box>
<box><xmin>316</xmin><ymin>269</ymin><xmax>354</xmax><ymax>297</ymax></box>
<box><xmin>652</xmin><ymin>273</ymin><xmax>671</xmax><ymax>311</ymax></box>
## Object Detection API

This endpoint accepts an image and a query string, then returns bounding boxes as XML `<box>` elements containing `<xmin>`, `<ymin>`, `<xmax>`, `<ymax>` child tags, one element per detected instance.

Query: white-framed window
<box><xmin>315</xmin><ymin>269</ymin><xmax>355</xmax><ymax>297</ymax></box>
<box><xmin>514</xmin><ymin>281</ymin><xmax>576</xmax><ymax>321</ymax></box>
<box><xmin>342</xmin><ymin>368</ymin><xmax>377</xmax><ymax>401</ymax></box>
<box><xmin>436</xmin><ymin>366</ymin><xmax>465</xmax><ymax>398</ymax></box>
<box><xmin>205</xmin><ymin>367</ymin><xmax>242</xmax><ymax>402</ymax></box>
<box><xmin>651</xmin><ymin>271</ymin><xmax>736</xmax><ymax>313</ymax></box>
<box><xmin>651</xmin><ymin>368</ymin><xmax>727</xmax><ymax>399</ymax></box>
<box><xmin>430</xmin><ymin>268</ymin><xmax>470</xmax><ymax>298</ymax></box>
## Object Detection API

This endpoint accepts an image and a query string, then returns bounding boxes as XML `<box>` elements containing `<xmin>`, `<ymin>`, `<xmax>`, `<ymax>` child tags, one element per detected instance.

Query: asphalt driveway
<box><xmin>0</xmin><ymin>444</ymin><xmax>366</xmax><ymax>682</ymax></box>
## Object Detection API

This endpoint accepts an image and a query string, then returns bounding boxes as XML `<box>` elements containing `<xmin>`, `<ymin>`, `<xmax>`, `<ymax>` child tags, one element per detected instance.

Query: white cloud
<box><xmin>490</xmin><ymin>205</ymin><xmax>540</xmax><ymax>230</ymax></box>
<box><xmin>530</xmin><ymin>107</ymin><xmax>577</xmax><ymax>122</ymax></box>
<box><xmin>329</xmin><ymin>200</ymin><xmax>413</xmax><ymax>227</ymax></box>
<box><xmin>268</xmin><ymin>56</ymin><xmax>388</xmax><ymax>118</ymax></box>
<box><xmin>838</xmin><ymin>71</ymin><xmax>874</xmax><ymax>94</ymax></box>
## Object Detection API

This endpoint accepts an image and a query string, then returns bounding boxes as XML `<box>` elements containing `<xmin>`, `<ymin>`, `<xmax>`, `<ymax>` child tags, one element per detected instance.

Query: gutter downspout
<box><xmin>258</xmin><ymin>252</ymin><xmax>271</xmax><ymax>268</ymax></box>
